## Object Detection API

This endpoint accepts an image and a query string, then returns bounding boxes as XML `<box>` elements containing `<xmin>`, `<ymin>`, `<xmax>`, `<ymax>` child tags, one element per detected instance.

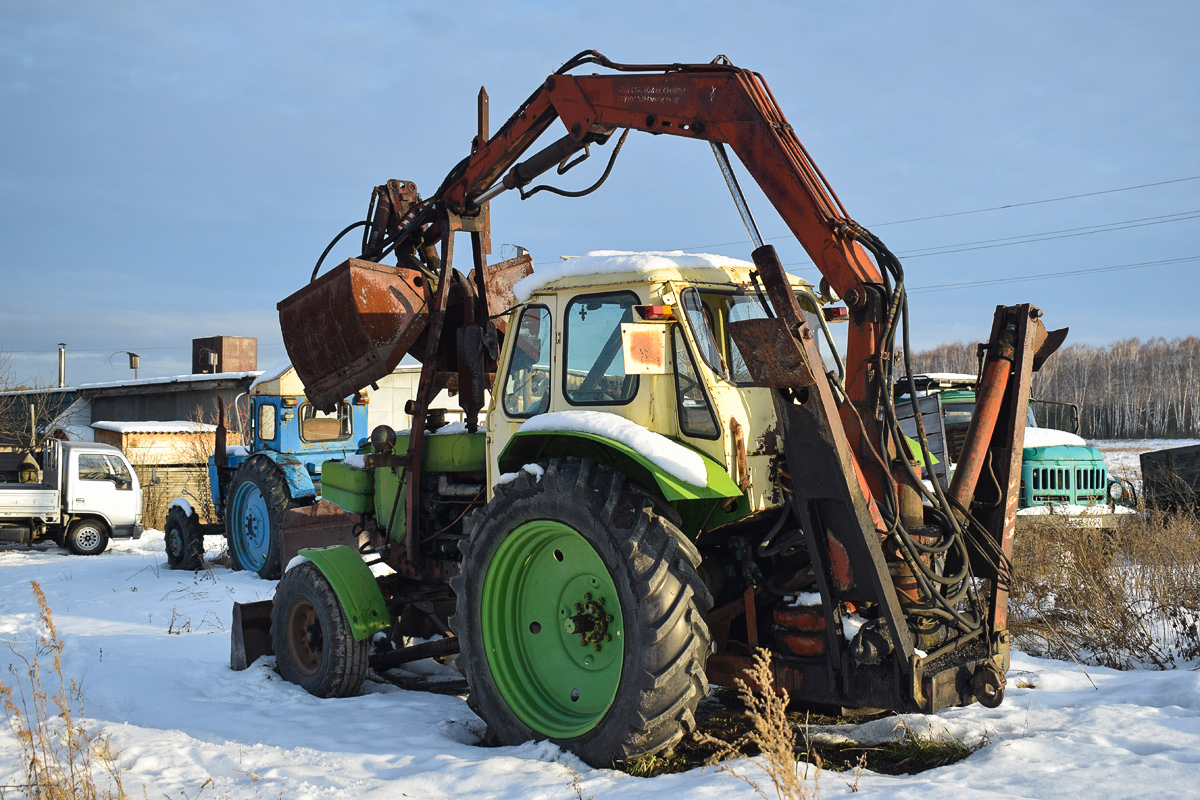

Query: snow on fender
<box><xmin>518</xmin><ymin>410</ymin><xmax>707</xmax><ymax>487</ymax></box>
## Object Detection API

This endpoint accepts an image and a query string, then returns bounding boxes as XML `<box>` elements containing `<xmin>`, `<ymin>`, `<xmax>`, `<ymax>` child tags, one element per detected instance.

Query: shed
<box><xmin>92</xmin><ymin>421</ymin><xmax>224</xmax><ymax>527</ymax></box>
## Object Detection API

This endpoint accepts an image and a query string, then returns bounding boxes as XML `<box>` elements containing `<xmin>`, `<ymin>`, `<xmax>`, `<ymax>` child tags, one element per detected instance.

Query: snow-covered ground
<box><xmin>1093</xmin><ymin>438</ymin><xmax>1200</xmax><ymax>481</ymax></box>
<box><xmin>2</xmin><ymin>526</ymin><xmax>1199</xmax><ymax>799</ymax></box>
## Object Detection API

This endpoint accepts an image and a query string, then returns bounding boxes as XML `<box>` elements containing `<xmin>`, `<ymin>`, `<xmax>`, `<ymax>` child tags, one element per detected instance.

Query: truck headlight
<box><xmin>1107</xmin><ymin>481</ymin><xmax>1126</xmax><ymax>501</ymax></box>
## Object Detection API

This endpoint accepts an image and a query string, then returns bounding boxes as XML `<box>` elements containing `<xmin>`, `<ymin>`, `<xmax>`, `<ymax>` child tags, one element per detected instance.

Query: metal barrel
<box><xmin>278</xmin><ymin>258</ymin><xmax>431</xmax><ymax>410</ymax></box>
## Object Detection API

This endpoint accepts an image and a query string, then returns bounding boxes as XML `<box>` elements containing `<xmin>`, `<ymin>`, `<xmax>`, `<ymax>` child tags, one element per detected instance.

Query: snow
<box><xmin>91</xmin><ymin>420</ymin><xmax>217</xmax><ymax>434</ymax></box>
<box><xmin>168</xmin><ymin>498</ymin><xmax>193</xmax><ymax>517</ymax></box>
<box><xmin>785</xmin><ymin>592</ymin><xmax>823</xmax><ymax>607</ymax></box>
<box><xmin>248</xmin><ymin>358</ymin><xmax>292</xmax><ymax>392</ymax></box>
<box><xmin>226</xmin><ymin>445</ymin><xmax>250</xmax><ymax>457</ymax></box>
<box><xmin>3</xmin><ymin>532</ymin><xmax>1200</xmax><ymax>798</ymax></box>
<box><xmin>1023</xmin><ymin>427</ymin><xmax>1087</xmax><ymax>448</ymax></box>
<box><xmin>78</xmin><ymin>371</ymin><xmax>260</xmax><ymax>391</ymax></box>
<box><xmin>914</xmin><ymin>372</ymin><xmax>977</xmax><ymax>382</ymax></box>
<box><xmin>496</xmin><ymin>463</ymin><xmax>546</xmax><ymax>486</ymax></box>
<box><xmin>512</xmin><ymin>250</ymin><xmax>753</xmax><ymax>303</ymax></box>
<box><xmin>519</xmin><ymin>410</ymin><xmax>708</xmax><ymax>486</ymax></box>
<box><xmin>342</xmin><ymin>453</ymin><xmax>367</xmax><ymax>468</ymax></box>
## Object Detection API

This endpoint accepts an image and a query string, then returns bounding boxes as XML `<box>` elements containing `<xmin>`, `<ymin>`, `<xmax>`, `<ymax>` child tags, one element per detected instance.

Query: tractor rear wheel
<box><xmin>226</xmin><ymin>458</ymin><xmax>297</xmax><ymax>579</ymax></box>
<box><xmin>164</xmin><ymin>504</ymin><xmax>204</xmax><ymax>570</ymax></box>
<box><xmin>271</xmin><ymin>561</ymin><xmax>368</xmax><ymax>697</ymax></box>
<box><xmin>451</xmin><ymin>458</ymin><xmax>713</xmax><ymax>767</ymax></box>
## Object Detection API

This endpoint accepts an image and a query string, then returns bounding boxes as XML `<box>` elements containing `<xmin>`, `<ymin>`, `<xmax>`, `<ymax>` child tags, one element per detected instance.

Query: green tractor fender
<box><xmin>293</xmin><ymin>545</ymin><xmax>389</xmax><ymax>641</ymax></box>
<box><xmin>498</xmin><ymin>430</ymin><xmax>742</xmax><ymax>535</ymax></box>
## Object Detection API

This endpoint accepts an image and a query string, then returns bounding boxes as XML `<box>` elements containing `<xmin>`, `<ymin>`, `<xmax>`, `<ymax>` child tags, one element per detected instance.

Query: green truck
<box><xmin>897</xmin><ymin>373</ymin><xmax>1134</xmax><ymax>526</ymax></box>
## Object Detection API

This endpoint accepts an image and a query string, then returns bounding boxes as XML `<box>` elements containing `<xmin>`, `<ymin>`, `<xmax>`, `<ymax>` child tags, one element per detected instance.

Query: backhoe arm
<box><xmin>435</xmin><ymin>55</ymin><xmax>887</xmax><ymax>410</ymax></box>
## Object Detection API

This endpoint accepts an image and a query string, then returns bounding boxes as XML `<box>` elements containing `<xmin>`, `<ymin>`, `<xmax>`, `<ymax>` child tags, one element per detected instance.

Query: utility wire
<box><xmin>531</xmin><ymin>174</ymin><xmax>1200</xmax><ymax>266</ymax></box>
<box><xmin>871</xmin><ymin>175</ymin><xmax>1200</xmax><ymax>227</ymax></box>
<box><xmin>906</xmin><ymin>255</ymin><xmax>1200</xmax><ymax>294</ymax></box>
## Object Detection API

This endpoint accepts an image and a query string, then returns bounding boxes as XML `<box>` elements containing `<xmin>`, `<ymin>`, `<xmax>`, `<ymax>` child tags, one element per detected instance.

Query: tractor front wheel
<box><xmin>451</xmin><ymin>458</ymin><xmax>713</xmax><ymax>767</ymax></box>
<box><xmin>226</xmin><ymin>458</ymin><xmax>297</xmax><ymax>579</ymax></box>
<box><xmin>164</xmin><ymin>504</ymin><xmax>204</xmax><ymax>570</ymax></box>
<box><xmin>271</xmin><ymin>561</ymin><xmax>368</xmax><ymax>697</ymax></box>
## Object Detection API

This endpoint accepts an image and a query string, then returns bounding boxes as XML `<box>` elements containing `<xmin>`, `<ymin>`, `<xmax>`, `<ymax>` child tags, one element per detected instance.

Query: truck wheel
<box><xmin>164</xmin><ymin>504</ymin><xmax>204</xmax><ymax>570</ymax></box>
<box><xmin>271</xmin><ymin>561</ymin><xmax>368</xmax><ymax>697</ymax></box>
<box><xmin>226</xmin><ymin>458</ymin><xmax>297</xmax><ymax>579</ymax></box>
<box><xmin>451</xmin><ymin>458</ymin><xmax>713</xmax><ymax>767</ymax></box>
<box><xmin>66</xmin><ymin>519</ymin><xmax>109</xmax><ymax>556</ymax></box>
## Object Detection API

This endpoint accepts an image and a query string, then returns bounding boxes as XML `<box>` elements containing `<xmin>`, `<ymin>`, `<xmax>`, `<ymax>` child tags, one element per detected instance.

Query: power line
<box><xmin>897</xmin><ymin>210</ymin><xmax>1200</xmax><ymax>259</ymax></box>
<box><xmin>530</xmin><ymin>173</ymin><xmax>1200</xmax><ymax>266</ymax></box>
<box><xmin>906</xmin><ymin>255</ymin><xmax>1200</xmax><ymax>294</ymax></box>
<box><xmin>870</xmin><ymin>175</ymin><xmax>1200</xmax><ymax>227</ymax></box>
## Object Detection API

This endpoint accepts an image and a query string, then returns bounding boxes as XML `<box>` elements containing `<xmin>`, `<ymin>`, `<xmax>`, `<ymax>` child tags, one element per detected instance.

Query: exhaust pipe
<box><xmin>57</xmin><ymin>343</ymin><xmax>66</xmax><ymax>388</ymax></box>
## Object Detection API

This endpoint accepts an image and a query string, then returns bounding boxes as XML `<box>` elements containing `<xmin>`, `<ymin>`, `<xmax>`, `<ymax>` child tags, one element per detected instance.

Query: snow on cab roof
<box><xmin>91</xmin><ymin>421</ymin><xmax>217</xmax><ymax>435</ymax></box>
<box><xmin>249</xmin><ymin>358</ymin><xmax>293</xmax><ymax>393</ymax></box>
<box><xmin>513</xmin><ymin>250</ymin><xmax>763</xmax><ymax>303</ymax></box>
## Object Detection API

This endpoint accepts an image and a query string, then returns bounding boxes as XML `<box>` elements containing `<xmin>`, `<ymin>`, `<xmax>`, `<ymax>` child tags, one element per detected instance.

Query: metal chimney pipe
<box><xmin>57</xmin><ymin>343</ymin><xmax>66</xmax><ymax>388</ymax></box>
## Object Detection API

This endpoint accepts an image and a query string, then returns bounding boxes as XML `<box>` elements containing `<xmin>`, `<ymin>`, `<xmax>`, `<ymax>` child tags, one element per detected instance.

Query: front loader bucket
<box><xmin>278</xmin><ymin>500</ymin><xmax>364</xmax><ymax>573</ymax></box>
<box><xmin>230</xmin><ymin>600</ymin><xmax>274</xmax><ymax>670</ymax></box>
<box><xmin>278</xmin><ymin>258</ymin><xmax>431</xmax><ymax>411</ymax></box>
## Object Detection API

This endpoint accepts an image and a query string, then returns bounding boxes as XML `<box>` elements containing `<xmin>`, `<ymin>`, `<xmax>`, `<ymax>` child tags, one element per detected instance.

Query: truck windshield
<box><xmin>680</xmin><ymin>288</ymin><xmax>834</xmax><ymax>385</ymax></box>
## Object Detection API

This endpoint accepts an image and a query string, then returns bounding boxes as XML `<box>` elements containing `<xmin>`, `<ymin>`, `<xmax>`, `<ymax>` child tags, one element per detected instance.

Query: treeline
<box><xmin>908</xmin><ymin>337</ymin><xmax>1200</xmax><ymax>439</ymax></box>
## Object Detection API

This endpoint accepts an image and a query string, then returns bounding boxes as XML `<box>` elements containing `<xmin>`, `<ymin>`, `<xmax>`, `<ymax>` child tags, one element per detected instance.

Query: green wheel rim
<box><xmin>481</xmin><ymin>520</ymin><xmax>625</xmax><ymax>739</ymax></box>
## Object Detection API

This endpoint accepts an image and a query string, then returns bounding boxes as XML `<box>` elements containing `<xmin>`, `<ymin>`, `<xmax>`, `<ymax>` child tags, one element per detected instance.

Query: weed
<box><xmin>0</xmin><ymin>581</ymin><xmax>129</xmax><ymax>799</ymax></box>
<box><xmin>696</xmin><ymin>648</ymin><xmax>817</xmax><ymax>800</ymax></box>
<box><xmin>1010</xmin><ymin>509</ymin><xmax>1200</xmax><ymax>669</ymax></box>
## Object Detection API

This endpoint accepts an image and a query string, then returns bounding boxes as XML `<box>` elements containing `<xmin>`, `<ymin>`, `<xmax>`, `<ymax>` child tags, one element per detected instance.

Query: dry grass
<box><xmin>696</xmin><ymin>649</ymin><xmax>818</xmax><ymax>800</ymax></box>
<box><xmin>0</xmin><ymin>582</ymin><xmax>128</xmax><ymax>799</ymax></box>
<box><xmin>1011</xmin><ymin>510</ymin><xmax>1200</xmax><ymax>669</ymax></box>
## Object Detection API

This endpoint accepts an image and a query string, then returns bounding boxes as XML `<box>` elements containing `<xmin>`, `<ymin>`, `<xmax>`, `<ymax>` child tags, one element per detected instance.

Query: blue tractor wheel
<box><xmin>225</xmin><ymin>458</ymin><xmax>298</xmax><ymax>579</ymax></box>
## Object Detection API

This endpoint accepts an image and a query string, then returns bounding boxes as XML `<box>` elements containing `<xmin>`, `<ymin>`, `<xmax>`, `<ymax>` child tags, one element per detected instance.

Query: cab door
<box><xmin>487</xmin><ymin>302</ymin><xmax>555</xmax><ymax>492</ymax></box>
<box><xmin>68</xmin><ymin>451</ymin><xmax>139</xmax><ymax>527</ymax></box>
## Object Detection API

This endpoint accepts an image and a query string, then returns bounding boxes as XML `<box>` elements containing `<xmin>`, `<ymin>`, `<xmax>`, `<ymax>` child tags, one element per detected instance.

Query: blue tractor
<box><xmin>164</xmin><ymin>364</ymin><xmax>369</xmax><ymax>578</ymax></box>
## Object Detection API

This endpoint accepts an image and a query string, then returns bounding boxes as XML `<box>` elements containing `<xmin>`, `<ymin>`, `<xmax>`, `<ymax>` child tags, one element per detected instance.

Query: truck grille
<box><xmin>1028</xmin><ymin>465</ymin><xmax>1107</xmax><ymax>505</ymax></box>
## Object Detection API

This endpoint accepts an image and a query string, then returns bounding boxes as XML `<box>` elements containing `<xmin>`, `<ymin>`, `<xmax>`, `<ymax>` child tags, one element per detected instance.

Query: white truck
<box><xmin>0</xmin><ymin>439</ymin><xmax>143</xmax><ymax>555</ymax></box>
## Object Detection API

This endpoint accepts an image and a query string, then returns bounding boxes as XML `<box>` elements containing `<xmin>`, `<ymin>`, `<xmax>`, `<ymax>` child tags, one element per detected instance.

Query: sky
<box><xmin>2</xmin><ymin>1</ymin><xmax>1198</xmax><ymax>386</ymax></box>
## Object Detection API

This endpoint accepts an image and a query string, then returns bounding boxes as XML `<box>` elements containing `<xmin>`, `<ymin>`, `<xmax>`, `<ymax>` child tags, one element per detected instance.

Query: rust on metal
<box><xmin>279</xmin><ymin>258</ymin><xmax>431</xmax><ymax>411</ymax></box>
<box><xmin>728</xmin><ymin>317</ymin><xmax>818</xmax><ymax>388</ymax></box>
<box><xmin>731</xmin><ymin>416</ymin><xmax>749</xmax><ymax>493</ymax></box>
<box><xmin>278</xmin><ymin>500</ymin><xmax>365</xmax><ymax>574</ymax></box>
<box><xmin>468</xmin><ymin>251</ymin><xmax>533</xmax><ymax>333</ymax></box>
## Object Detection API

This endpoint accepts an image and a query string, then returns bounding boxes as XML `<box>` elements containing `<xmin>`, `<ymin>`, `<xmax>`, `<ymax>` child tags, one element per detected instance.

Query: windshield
<box><xmin>681</xmin><ymin>288</ymin><xmax>835</xmax><ymax>385</ymax></box>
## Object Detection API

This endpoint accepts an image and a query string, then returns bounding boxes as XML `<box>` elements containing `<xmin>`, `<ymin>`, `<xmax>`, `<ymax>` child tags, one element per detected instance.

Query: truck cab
<box><xmin>897</xmin><ymin>373</ymin><xmax>1118</xmax><ymax>511</ymax></box>
<box><xmin>0</xmin><ymin>439</ymin><xmax>142</xmax><ymax>554</ymax></box>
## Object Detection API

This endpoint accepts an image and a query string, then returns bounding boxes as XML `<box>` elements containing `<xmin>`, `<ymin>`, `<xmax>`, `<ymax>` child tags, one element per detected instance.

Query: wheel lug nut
<box><xmin>579</xmin><ymin>639</ymin><xmax>588</xmax><ymax>647</ymax></box>
<box><xmin>604</xmin><ymin>634</ymin><xmax>612</xmax><ymax>642</ymax></box>
<box><xmin>597</xmin><ymin>597</ymin><xmax>605</xmax><ymax>605</ymax></box>
<box><xmin>593</xmin><ymin>644</ymin><xmax>602</xmax><ymax>652</ymax></box>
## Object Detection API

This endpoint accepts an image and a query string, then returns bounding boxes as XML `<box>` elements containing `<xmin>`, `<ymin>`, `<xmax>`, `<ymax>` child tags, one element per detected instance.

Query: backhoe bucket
<box><xmin>230</xmin><ymin>600</ymin><xmax>274</xmax><ymax>670</ymax></box>
<box><xmin>278</xmin><ymin>258</ymin><xmax>431</xmax><ymax>411</ymax></box>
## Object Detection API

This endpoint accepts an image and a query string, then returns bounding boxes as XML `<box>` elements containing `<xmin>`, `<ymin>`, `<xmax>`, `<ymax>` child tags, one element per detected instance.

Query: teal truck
<box><xmin>897</xmin><ymin>373</ymin><xmax>1134</xmax><ymax>526</ymax></box>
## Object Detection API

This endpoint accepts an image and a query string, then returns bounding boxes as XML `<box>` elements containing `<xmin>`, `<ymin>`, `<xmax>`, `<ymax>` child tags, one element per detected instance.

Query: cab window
<box><xmin>78</xmin><ymin>453</ymin><xmax>132</xmax><ymax>489</ymax></box>
<box><xmin>673</xmin><ymin>327</ymin><xmax>720</xmax><ymax>439</ymax></box>
<box><xmin>502</xmin><ymin>305</ymin><xmax>552</xmax><ymax>417</ymax></box>
<box><xmin>681</xmin><ymin>288</ymin><xmax>836</xmax><ymax>385</ymax></box>
<box><xmin>299</xmin><ymin>402</ymin><xmax>352</xmax><ymax>443</ymax></box>
<box><xmin>563</xmin><ymin>291</ymin><xmax>639</xmax><ymax>405</ymax></box>
<box><xmin>258</xmin><ymin>403</ymin><xmax>277</xmax><ymax>442</ymax></box>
